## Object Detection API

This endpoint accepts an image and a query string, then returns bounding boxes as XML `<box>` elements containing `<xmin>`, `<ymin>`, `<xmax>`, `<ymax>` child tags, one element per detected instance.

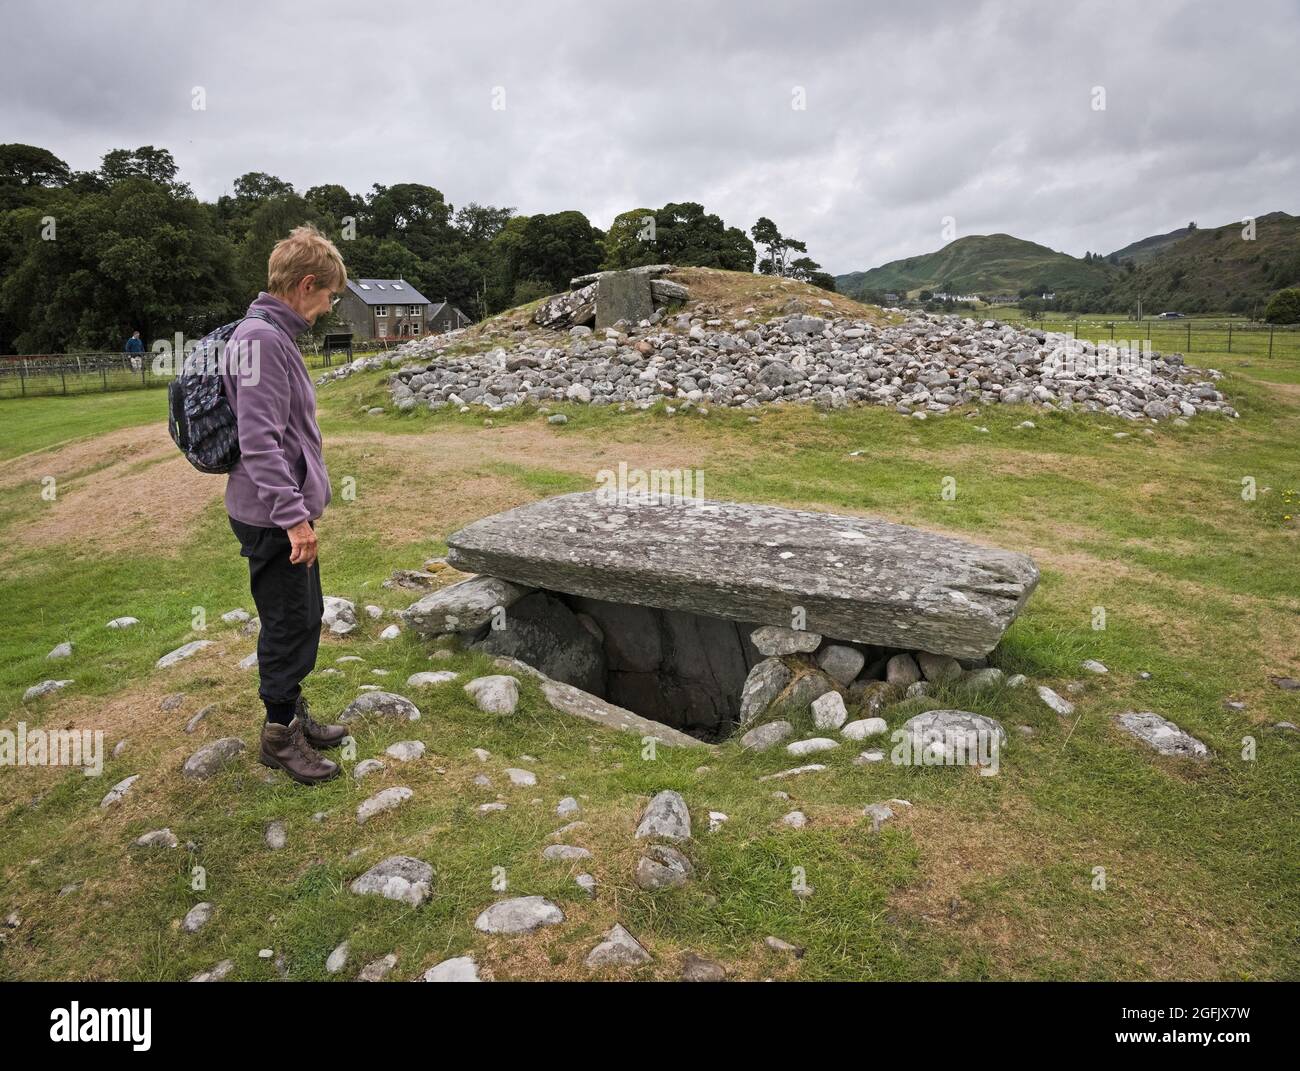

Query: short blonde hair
<box><xmin>267</xmin><ymin>223</ymin><xmax>347</xmax><ymax>295</ymax></box>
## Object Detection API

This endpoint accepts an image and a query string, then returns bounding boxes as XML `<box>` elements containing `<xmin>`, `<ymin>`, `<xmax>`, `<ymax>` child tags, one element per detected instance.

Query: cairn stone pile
<box><xmin>382</xmin><ymin>307</ymin><xmax>1234</xmax><ymax>422</ymax></box>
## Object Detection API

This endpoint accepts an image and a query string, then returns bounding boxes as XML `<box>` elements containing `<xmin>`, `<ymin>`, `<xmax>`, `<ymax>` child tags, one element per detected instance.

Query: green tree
<box><xmin>1264</xmin><ymin>288</ymin><xmax>1300</xmax><ymax>324</ymax></box>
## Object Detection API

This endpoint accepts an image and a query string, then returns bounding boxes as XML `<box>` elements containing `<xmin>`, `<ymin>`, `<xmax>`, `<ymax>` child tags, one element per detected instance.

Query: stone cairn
<box><xmin>320</xmin><ymin>266</ymin><xmax>1237</xmax><ymax>423</ymax></box>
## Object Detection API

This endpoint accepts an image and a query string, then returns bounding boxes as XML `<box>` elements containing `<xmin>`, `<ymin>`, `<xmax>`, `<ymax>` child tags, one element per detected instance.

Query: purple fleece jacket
<box><xmin>221</xmin><ymin>293</ymin><xmax>331</xmax><ymax>529</ymax></box>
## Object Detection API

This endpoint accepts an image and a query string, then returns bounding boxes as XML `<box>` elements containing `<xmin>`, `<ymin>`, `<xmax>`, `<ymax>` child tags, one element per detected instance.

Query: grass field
<box><xmin>1</xmin><ymin>305</ymin><xmax>1297</xmax><ymax>982</ymax></box>
<box><xmin>992</xmin><ymin>308</ymin><xmax>1300</xmax><ymax>363</ymax></box>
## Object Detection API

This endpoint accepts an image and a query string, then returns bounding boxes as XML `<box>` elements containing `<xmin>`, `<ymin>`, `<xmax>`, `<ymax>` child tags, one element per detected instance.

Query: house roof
<box><xmin>429</xmin><ymin>301</ymin><xmax>468</xmax><ymax>321</ymax></box>
<box><xmin>346</xmin><ymin>278</ymin><xmax>432</xmax><ymax>306</ymax></box>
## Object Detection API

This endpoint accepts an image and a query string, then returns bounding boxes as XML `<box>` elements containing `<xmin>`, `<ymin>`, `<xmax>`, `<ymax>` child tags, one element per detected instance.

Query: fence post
<box><xmin>1269</xmin><ymin>325</ymin><xmax>1274</xmax><ymax>358</ymax></box>
<box><xmin>61</xmin><ymin>362</ymin><xmax>68</xmax><ymax>395</ymax></box>
<box><xmin>1186</xmin><ymin>322</ymin><xmax>1191</xmax><ymax>352</ymax></box>
<box><xmin>20</xmin><ymin>359</ymin><xmax>27</xmax><ymax>397</ymax></box>
<box><xmin>1227</xmin><ymin>323</ymin><xmax>1232</xmax><ymax>352</ymax></box>
<box><xmin>101</xmin><ymin>360</ymin><xmax>107</xmax><ymax>390</ymax></box>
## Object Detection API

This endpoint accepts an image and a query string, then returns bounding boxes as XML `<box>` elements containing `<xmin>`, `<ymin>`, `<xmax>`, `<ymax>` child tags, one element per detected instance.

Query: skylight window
<box><xmin>359</xmin><ymin>283</ymin><xmax>371</xmax><ymax>290</ymax></box>
<box><xmin>393</xmin><ymin>283</ymin><xmax>404</xmax><ymax>290</ymax></box>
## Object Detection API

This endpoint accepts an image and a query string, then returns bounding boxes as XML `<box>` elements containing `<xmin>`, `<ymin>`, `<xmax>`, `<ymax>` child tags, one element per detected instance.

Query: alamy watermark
<box><xmin>1</xmin><ymin>722</ymin><xmax>104</xmax><ymax>776</ymax></box>
<box><xmin>595</xmin><ymin>462</ymin><xmax>705</xmax><ymax>507</ymax></box>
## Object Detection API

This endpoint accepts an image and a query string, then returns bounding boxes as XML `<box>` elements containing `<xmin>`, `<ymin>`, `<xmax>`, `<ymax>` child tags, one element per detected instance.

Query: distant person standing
<box><xmin>221</xmin><ymin>224</ymin><xmax>349</xmax><ymax>786</ymax></box>
<box><xmin>124</xmin><ymin>330</ymin><xmax>144</xmax><ymax>353</ymax></box>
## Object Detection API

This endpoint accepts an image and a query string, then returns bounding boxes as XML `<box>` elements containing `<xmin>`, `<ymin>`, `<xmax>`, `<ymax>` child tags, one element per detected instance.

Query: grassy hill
<box><xmin>1083</xmin><ymin>212</ymin><xmax>1300</xmax><ymax>316</ymax></box>
<box><xmin>836</xmin><ymin>234</ymin><xmax>1116</xmax><ymax>300</ymax></box>
<box><xmin>1107</xmin><ymin>223</ymin><xmax>1197</xmax><ymax>265</ymax></box>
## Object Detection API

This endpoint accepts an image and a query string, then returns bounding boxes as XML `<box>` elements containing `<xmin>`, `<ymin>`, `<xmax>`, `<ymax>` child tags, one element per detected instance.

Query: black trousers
<box><xmin>228</xmin><ymin>516</ymin><xmax>323</xmax><ymax>709</ymax></box>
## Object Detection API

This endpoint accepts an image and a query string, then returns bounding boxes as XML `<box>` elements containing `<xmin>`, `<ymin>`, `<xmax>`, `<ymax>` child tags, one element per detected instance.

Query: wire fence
<box><xmin>996</xmin><ymin>316</ymin><xmax>1300</xmax><ymax>360</ymax></box>
<box><xmin>0</xmin><ymin>340</ymin><xmax>402</xmax><ymax>400</ymax></box>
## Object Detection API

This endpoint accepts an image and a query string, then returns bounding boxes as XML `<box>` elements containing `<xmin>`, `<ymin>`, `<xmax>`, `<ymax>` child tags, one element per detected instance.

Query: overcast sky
<box><xmin>3</xmin><ymin>0</ymin><xmax>1297</xmax><ymax>274</ymax></box>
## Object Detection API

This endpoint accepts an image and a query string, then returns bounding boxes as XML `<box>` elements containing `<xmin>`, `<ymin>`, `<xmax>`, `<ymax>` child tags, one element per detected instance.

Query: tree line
<box><xmin>0</xmin><ymin>143</ymin><xmax>834</xmax><ymax>353</ymax></box>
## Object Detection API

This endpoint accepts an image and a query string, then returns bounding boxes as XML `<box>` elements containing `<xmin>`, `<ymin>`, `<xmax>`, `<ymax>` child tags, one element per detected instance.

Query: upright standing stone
<box><xmin>595</xmin><ymin>271</ymin><xmax>654</xmax><ymax>330</ymax></box>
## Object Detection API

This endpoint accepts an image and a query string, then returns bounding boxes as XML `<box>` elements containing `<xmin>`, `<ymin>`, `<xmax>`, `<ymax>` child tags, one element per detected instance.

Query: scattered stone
<box><xmin>474</xmin><ymin>896</ymin><xmax>564</xmax><ymax>934</ymax></box>
<box><xmin>23</xmin><ymin>679</ymin><xmax>73</xmax><ymax>702</ymax></box>
<box><xmin>422</xmin><ymin>955</ymin><xmax>481</xmax><ymax>981</ymax></box>
<box><xmin>750</xmin><ymin>626</ymin><xmax>822</xmax><ymax>656</ymax></box>
<box><xmin>182</xmin><ymin>737</ymin><xmax>246</xmax><ymax>780</ymax></box>
<box><xmin>358</xmin><ymin>954</ymin><xmax>398</xmax><ymax>982</ymax></box>
<box><xmin>708</xmin><ymin>811</ymin><xmax>729</xmax><ymax>832</ymax></box>
<box><xmin>556</xmin><ymin>796</ymin><xmax>580</xmax><ymax>818</ymax></box>
<box><xmin>886</xmin><ymin>653</ymin><xmax>922</xmax><ymax>688</ymax></box>
<box><xmin>758</xmin><ymin>764</ymin><xmax>827</xmax><ymax>781</ymax></box>
<box><xmin>786</xmin><ymin>737</ymin><xmax>839</xmax><ymax>756</ymax></box>
<box><xmin>854</xmin><ymin>749</ymin><xmax>886</xmax><ymax>764</ymax></box>
<box><xmin>182</xmin><ymin>902</ymin><xmax>214</xmax><ymax>934</ymax></box>
<box><xmin>155</xmin><ymin>640</ymin><xmax>214</xmax><ymax>669</ymax></box>
<box><xmin>781</xmin><ymin>810</ymin><xmax>808</xmax><ymax>829</ymax></box>
<box><xmin>901</xmin><ymin>709</ymin><xmax>1007</xmax><ymax>761</ymax></box>
<box><xmin>385</xmin><ymin>740</ymin><xmax>425</xmax><ymax>762</ymax></box>
<box><xmin>841</xmin><ymin>717</ymin><xmax>887</xmax><ymax>740</ymax></box>
<box><xmin>338</xmin><ymin>691</ymin><xmax>421</xmax><ymax>723</ymax></box>
<box><xmin>586</xmin><ymin>924</ymin><xmax>651</xmax><ymax>967</ymax></box>
<box><xmin>406</xmin><ymin>671</ymin><xmax>458</xmax><ymax>688</ymax></box>
<box><xmin>221</xmin><ymin>609</ymin><xmax>250</xmax><ymax>624</ymax></box>
<box><xmin>917</xmin><ymin>651</ymin><xmax>962</xmax><ymax>683</ymax></box>
<box><xmin>353</xmin><ymin>758</ymin><xmax>385</xmax><ymax>780</ymax></box>
<box><xmin>403</xmin><ymin>576</ymin><xmax>532</xmax><ymax>635</ymax></box>
<box><xmin>106</xmin><ymin>616</ymin><xmax>139</xmax><ymax>629</ymax></box>
<box><xmin>817</xmin><ymin>645</ymin><xmax>866</xmax><ymax>686</ymax></box>
<box><xmin>264</xmin><ymin>820</ymin><xmax>287</xmax><ymax>850</ymax></box>
<box><xmin>1270</xmin><ymin>676</ymin><xmax>1300</xmax><ymax>691</ymax></box>
<box><xmin>46</xmin><ymin>641</ymin><xmax>73</xmax><ymax>660</ymax></box>
<box><xmin>325</xmin><ymin>942</ymin><xmax>350</xmax><ymax>974</ymax></box>
<box><xmin>764</xmin><ymin>936</ymin><xmax>804</xmax><ymax>958</ymax></box>
<box><xmin>184</xmin><ymin>704</ymin><xmax>216</xmax><ymax>733</ymax></box>
<box><xmin>378</xmin><ymin>624</ymin><xmax>401</xmax><ymax>640</ymax></box>
<box><xmin>505</xmin><ymin>767</ymin><xmax>537</xmax><ymax>786</ymax></box>
<box><xmin>811</xmin><ymin>691</ymin><xmax>849</xmax><ymax>730</ymax></box>
<box><xmin>1081</xmin><ymin>659</ymin><xmax>1109</xmax><ymax>674</ymax></box>
<box><xmin>464</xmin><ymin>675</ymin><xmax>520</xmax><ymax>714</ymax></box>
<box><xmin>635</xmin><ymin>844</ymin><xmax>694</xmax><ymax>890</ymax></box>
<box><xmin>740</xmin><ymin>719</ymin><xmax>793</xmax><ymax>751</ymax></box>
<box><xmin>542</xmin><ymin>844</ymin><xmax>592</xmax><ymax>862</ymax></box>
<box><xmin>478</xmin><ymin>802</ymin><xmax>508</xmax><ymax>814</ymax></box>
<box><xmin>964</xmin><ymin>667</ymin><xmax>1005</xmax><ymax>690</ymax></box>
<box><xmin>99</xmin><ymin>774</ymin><xmax>139</xmax><ymax>807</ymax></box>
<box><xmin>357</xmin><ymin>787</ymin><xmax>413</xmax><ymax>824</ymax></box>
<box><xmin>1037</xmin><ymin>685</ymin><xmax>1075</xmax><ymax>716</ymax></box>
<box><xmin>1114</xmin><ymin>711</ymin><xmax>1208</xmax><ymax>759</ymax></box>
<box><xmin>349</xmin><ymin>855</ymin><xmax>434</xmax><ymax>906</ymax></box>
<box><xmin>160</xmin><ymin>693</ymin><xmax>185</xmax><ymax>712</ymax></box>
<box><xmin>575</xmin><ymin>873</ymin><xmax>598</xmax><ymax>898</ymax></box>
<box><xmin>681</xmin><ymin>953</ymin><xmax>726</xmax><ymax>981</ymax></box>
<box><xmin>189</xmin><ymin>959</ymin><xmax>234</xmax><ymax>982</ymax></box>
<box><xmin>322</xmin><ymin>596</ymin><xmax>357</xmax><ymax>635</ymax></box>
<box><xmin>635</xmin><ymin>790</ymin><xmax>691</xmax><ymax>841</ymax></box>
<box><xmin>134</xmin><ymin>828</ymin><xmax>177</xmax><ymax>849</ymax></box>
<box><xmin>1006</xmin><ymin>673</ymin><xmax>1027</xmax><ymax>688</ymax></box>
<box><xmin>739</xmin><ymin>658</ymin><xmax>795</xmax><ymax>724</ymax></box>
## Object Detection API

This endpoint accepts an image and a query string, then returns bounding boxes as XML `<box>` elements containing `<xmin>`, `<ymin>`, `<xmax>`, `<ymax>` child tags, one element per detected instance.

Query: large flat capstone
<box><xmin>446</xmin><ymin>492</ymin><xmax>1038</xmax><ymax>659</ymax></box>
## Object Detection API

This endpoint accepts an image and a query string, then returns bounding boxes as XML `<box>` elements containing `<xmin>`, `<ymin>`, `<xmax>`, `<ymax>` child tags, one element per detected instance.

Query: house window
<box><xmin>409</xmin><ymin>305</ymin><xmax>421</xmax><ymax>316</ymax></box>
<box><xmin>392</xmin><ymin>282</ymin><xmax>404</xmax><ymax>290</ymax></box>
<box><xmin>374</xmin><ymin>305</ymin><xmax>387</xmax><ymax>317</ymax></box>
<box><xmin>411</xmin><ymin>323</ymin><xmax>421</xmax><ymax>335</ymax></box>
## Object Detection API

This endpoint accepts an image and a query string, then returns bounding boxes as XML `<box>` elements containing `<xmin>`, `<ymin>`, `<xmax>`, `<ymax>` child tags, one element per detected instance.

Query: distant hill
<box><xmin>1107</xmin><ymin>223</ymin><xmax>1196</xmax><ymax>264</ymax></box>
<box><xmin>1084</xmin><ymin>211</ymin><xmax>1300</xmax><ymax>315</ymax></box>
<box><xmin>835</xmin><ymin>233</ymin><xmax>1115</xmax><ymax>300</ymax></box>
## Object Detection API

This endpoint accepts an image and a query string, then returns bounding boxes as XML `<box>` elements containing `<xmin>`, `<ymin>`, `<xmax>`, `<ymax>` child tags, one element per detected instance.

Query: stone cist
<box><xmin>222</xmin><ymin>224</ymin><xmax>349</xmax><ymax>785</ymax></box>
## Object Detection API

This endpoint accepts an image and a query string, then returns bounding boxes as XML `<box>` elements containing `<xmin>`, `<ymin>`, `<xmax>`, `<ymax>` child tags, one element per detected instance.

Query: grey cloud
<box><xmin>1</xmin><ymin>0</ymin><xmax>1296</xmax><ymax>274</ymax></box>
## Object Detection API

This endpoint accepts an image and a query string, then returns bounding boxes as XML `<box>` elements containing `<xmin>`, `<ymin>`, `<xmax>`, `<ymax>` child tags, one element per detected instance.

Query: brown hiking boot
<box><xmin>259</xmin><ymin>717</ymin><xmax>340</xmax><ymax>785</ymax></box>
<box><xmin>295</xmin><ymin>695</ymin><xmax>348</xmax><ymax>750</ymax></box>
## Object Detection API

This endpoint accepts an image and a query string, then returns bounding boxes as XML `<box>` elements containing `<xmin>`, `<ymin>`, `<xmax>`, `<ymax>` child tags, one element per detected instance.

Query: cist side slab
<box><xmin>445</xmin><ymin>492</ymin><xmax>1038</xmax><ymax>659</ymax></box>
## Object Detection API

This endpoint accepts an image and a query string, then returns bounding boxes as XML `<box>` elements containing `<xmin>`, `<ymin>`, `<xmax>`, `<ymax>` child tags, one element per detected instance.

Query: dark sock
<box><xmin>264</xmin><ymin>700</ymin><xmax>296</xmax><ymax>726</ymax></box>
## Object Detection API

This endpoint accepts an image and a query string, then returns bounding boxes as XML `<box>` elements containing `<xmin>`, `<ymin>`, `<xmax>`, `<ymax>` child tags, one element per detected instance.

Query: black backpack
<box><xmin>167</xmin><ymin>310</ymin><xmax>275</xmax><ymax>474</ymax></box>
